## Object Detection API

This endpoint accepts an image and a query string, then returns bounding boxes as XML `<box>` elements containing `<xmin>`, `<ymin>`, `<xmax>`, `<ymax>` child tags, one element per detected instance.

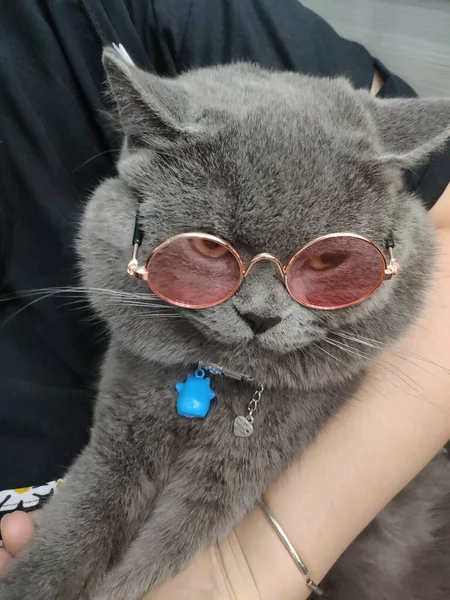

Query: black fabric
<box><xmin>0</xmin><ymin>0</ymin><xmax>449</xmax><ymax>492</ymax></box>
<box><xmin>374</xmin><ymin>58</ymin><xmax>450</xmax><ymax>210</ymax></box>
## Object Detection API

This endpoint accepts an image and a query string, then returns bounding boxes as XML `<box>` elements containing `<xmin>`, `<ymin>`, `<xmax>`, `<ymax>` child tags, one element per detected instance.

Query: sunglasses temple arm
<box><xmin>133</xmin><ymin>217</ymin><xmax>144</xmax><ymax>247</ymax></box>
<box><xmin>384</xmin><ymin>237</ymin><xmax>400</xmax><ymax>279</ymax></box>
<box><xmin>127</xmin><ymin>216</ymin><xmax>145</xmax><ymax>277</ymax></box>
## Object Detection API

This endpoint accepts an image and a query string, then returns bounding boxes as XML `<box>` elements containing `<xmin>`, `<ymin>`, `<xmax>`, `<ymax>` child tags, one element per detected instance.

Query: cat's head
<box><xmin>78</xmin><ymin>49</ymin><xmax>450</xmax><ymax>390</ymax></box>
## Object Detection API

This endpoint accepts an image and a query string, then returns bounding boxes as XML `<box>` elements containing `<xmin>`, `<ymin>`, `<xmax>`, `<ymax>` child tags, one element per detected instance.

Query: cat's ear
<box><xmin>102</xmin><ymin>46</ymin><xmax>193</xmax><ymax>147</ymax></box>
<box><xmin>368</xmin><ymin>97</ymin><xmax>450</xmax><ymax>167</ymax></box>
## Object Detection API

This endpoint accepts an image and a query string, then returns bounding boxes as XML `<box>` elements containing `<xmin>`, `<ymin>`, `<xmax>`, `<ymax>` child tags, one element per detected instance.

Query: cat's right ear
<box><xmin>102</xmin><ymin>47</ymin><xmax>194</xmax><ymax>148</ymax></box>
<box><xmin>367</xmin><ymin>96</ymin><xmax>450</xmax><ymax>168</ymax></box>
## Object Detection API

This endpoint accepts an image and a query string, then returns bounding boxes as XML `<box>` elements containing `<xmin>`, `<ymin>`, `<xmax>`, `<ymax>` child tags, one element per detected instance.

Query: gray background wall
<box><xmin>301</xmin><ymin>0</ymin><xmax>450</xmax><ymax>97</ymax></box>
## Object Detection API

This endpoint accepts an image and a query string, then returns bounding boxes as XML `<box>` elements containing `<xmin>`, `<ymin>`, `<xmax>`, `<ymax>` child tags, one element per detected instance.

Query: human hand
<box><xmin>0</xmin><ymin>510</ymin><xmax>260</xmax><ymax>600</ymax></box>
<box><xmin>0</xmin><ymin>511</ymin><xmax>38</xmax><ymax>576</ymax></box>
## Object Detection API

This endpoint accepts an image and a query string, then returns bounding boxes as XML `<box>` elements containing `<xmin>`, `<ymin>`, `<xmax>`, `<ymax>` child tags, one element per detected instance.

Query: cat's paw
<box><xmin>0</xmin><ymin>577</ymin><xmax>26</xmax><ymax>600</ymax></box>
<box><xmin>0</xmin><ymin>553</ymin><xmax>82</xmax><ymax>600</ymax></box>
<box><xmin>0</xmin><ymin>577</ymin><xmax>88</xmax><ymax>600</ymax></box>
<box><xmin>0</xmin><ymin>563</ymin><xmax>49</xmax><ymax>600</ymax></box>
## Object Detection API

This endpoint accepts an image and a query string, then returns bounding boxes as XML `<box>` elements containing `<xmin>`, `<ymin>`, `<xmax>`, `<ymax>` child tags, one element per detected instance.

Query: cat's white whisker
<box><xmin>326</xmin><ymin>337</ymin><xmax>427</xmax><ymax>396</ymax></box>
<box><xmin>73</xmin><ymin>146</ymin><xmax>122</xmax><ymax>173</ymax></box>
<box><xmin>0</xmin><ymin>291</ymin><xmax>58</xmax><ymax>328</ymax></box>
<box><xmin>0</xmin><ymin>286</ymin><xmax>180</xmax><ymax>326</ymax></box>
<box><xmin>311</xmin><ymin>341</ymin><xmax>348</xmax><ymax>366</ymax></box>
<box><xmin>334</xmin><ymin>332</ymin><xmax>384</xmax><ymax>350</ymax></box>
<box><xmin>0</xmin><ymin>286</ymin><xmax>165</xmax><ymax>302</ymax></box>
<box><xmin>335</xmin><ymin>331</ymin><xmax>385</xmax><ymax>345</ymax></box>
<box><xmin>336</xmin><ymin>331</ymin><xmax>450</xmax><ymax>376</ymax></box>
<box><xmin>324</xmin><ymin>337</ymin><xmax>371</xmax><ymax>361</ymax></box>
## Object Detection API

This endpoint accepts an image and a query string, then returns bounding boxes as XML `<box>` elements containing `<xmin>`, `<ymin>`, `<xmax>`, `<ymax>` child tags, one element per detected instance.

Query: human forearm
<box><xmin>238</xmin><ymin>365</ymin><xmax>450</xmax><ymax>600</ymax></box>
<box><xmin>236</xmin><ymin>208</ymin><xmax>450</xmax><ymax>600</ymax></box>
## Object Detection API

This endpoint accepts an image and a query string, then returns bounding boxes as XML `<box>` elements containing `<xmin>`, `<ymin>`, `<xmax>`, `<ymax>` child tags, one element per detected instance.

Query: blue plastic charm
<box><xmin>175</xmin><ymin>369</ymin><xmax>216</xmax><ymax>419</ymax></box>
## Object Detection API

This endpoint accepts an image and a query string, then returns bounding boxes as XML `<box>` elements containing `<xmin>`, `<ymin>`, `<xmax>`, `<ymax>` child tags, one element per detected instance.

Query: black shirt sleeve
<box><xmin>157</xmin><ymin>0</ymin><xmax>376</xmax><ymax>86</ymax></box>
<box><xmin>374</xmin><ymin>59</ymin><xmax>450</xmax><ymax>210</ymax></box>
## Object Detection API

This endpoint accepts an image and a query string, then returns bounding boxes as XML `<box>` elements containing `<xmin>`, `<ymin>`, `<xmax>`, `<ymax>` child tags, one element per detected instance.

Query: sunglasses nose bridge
<box><xmin>244</xmin><ymin>254</ymin><xmax>285</xmax><ymax>278</ymax></box>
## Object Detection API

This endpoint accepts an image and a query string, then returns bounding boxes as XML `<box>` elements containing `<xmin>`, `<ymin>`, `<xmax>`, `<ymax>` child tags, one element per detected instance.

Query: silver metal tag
<box><xmin>234</xmin><ymin>416</ymin><xmax>254</xmax><ymax>438</ymax></box>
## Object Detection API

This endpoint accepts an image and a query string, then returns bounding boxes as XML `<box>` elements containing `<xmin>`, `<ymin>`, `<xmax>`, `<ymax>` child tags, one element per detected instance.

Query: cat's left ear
<box><xmin>102</xmin><ymin>46</ymin><xmax>197</xmax><ymax>148</ymax></box>
<box><xmin>367</xmin><ymin>97</ymin><xmax>450</xmax><ymax>167</ymax></box>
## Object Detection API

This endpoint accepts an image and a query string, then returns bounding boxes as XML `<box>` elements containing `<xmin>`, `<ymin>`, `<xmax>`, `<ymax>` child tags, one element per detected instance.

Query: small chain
<box><xmin>199</xmin><ymin>362</ymin><xmax>264</xmax><ymax>433</ymax></box>
<box><xmin>245</xmin><ymin>383</ymin><xmax>264</xmax><ymax>424</ymax></box>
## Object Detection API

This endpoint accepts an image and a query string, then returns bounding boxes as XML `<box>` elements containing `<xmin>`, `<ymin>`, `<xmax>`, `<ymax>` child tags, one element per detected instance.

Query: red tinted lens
<box><xmin>286</xmin><ymin>236</ymin><xmax>386</xmax><ymax>309</ymax></box>
<box><xmin>146</xmin><ymin>236</ymin><xmax>242</xmax><ymax>308</ymax></box>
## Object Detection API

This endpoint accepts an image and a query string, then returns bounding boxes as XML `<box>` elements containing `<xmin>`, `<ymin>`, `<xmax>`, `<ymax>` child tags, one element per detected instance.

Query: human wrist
<box><xmin>259</xmin><ymin>499</ymin><xmax>324</xmax><ymax>596</ymax></box>
<box><xmin>235</xmin><ymin>499</ymin><xmax>317</xmax><ymax>600</ymax></box>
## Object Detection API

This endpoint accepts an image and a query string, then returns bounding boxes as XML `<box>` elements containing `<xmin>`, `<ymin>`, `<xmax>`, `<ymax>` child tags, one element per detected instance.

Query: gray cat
<box><xmin>1</xmin><ymin>48</ymin><xmax>450</xmax><ymax>600</ymax></box>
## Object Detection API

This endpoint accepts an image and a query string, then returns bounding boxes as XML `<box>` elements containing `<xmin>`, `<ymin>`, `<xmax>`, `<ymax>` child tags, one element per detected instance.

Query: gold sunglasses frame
<box><xmin>127</xmin><ymin>232</ymin><xmax>399</xmax><ymax>310</ymax></box>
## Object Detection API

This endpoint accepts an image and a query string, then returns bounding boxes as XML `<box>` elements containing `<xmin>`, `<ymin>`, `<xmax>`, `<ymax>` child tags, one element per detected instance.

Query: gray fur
<box><xmin>1</xmin><ymin>49</ymin><xmax>450</xmax><ymax>600</ymax></box>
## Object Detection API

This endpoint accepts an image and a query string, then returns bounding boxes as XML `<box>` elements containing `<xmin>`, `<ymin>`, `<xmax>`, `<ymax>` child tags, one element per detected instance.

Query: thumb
<box><xmin>1</xmin><ymin>511</ymin><xmax>39</xmax><ymax>558</ymax></box>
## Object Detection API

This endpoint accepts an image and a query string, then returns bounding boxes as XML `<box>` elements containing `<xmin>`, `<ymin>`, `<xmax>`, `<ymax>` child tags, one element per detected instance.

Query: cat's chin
<box><xmin>251</xmin><ymin>331</ymin><xmax>321</xmax><ymax>355</ymax></box>
<box><xmin>191</xmin><ymin>329</ymin><xmax>318</xmax><ymax>358</ymax></box>
<box><xmin>184</xmin><ymin>310</ymin><xmax>324</xmax><ymax>356</ymax></box>
<box><xmin>195</xmin><ymin>324</ymin><xmax>323</xmax><ymax>357</ymax></box>
<box><xmin>193</xmin><ymin>332</ymin><xmax>324</xmax><ymax>371</ymax></box>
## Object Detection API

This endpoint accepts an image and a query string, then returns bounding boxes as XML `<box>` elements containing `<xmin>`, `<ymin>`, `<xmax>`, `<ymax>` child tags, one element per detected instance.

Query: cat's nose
<box><xmin>241</xmin><ymin>313</ymin><xmax>282</xmax><ymax>335</ymax></box>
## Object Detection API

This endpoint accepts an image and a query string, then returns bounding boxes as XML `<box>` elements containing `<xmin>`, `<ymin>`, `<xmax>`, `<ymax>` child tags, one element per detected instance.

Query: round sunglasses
<box><xmin>127</xmin><ymin>231</ymin><xmax>399</xmax><ymax>310</ymax></box>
